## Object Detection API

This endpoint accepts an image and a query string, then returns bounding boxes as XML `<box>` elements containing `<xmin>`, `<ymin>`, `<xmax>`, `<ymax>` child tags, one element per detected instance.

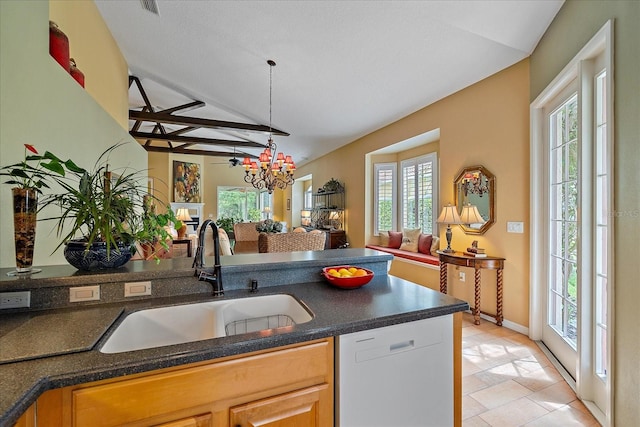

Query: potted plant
<box><xmin>0</xmin><ymin>144</ymin><xmax>80</xmax><ymax>274</ymax></box>
<box><xmin>256</xmin><ymin>218</ymin><xmax>283</xmax><ymax>233</ymax></box>
<box><xmin>41</xmin><ymin>143</ymin><xmax>179</xmax><ymax>270</ymax></box>
<box><xmin>215</xmin><ymin>215</ymin><xmax>240</xmax><ymax>240</ymax></box>
<box><xmin>135</xmin><ymin>197</ymin><xmax>182</xmax><ymax>260</ymax></box>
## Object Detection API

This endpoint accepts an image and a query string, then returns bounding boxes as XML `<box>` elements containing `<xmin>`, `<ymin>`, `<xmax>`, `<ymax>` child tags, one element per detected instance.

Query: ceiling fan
<box><xmin>210</xmin><ymin>147</ymin><xmax>243</xmax><ymax>167</ymax></box>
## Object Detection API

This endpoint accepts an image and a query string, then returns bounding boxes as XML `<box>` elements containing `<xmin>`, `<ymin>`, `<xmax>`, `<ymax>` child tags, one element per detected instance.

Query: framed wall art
<box><xmin>173</xmin><ymin>160</ymin><xmax>201</xmax><ymax>203</ymax></box>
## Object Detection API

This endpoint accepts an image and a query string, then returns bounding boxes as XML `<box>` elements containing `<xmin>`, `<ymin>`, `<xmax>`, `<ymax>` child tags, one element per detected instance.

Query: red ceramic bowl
<box><xmin>322</xmin><ymin>265</ymin><xmax>374</xmax><ymax>289</ymax></box>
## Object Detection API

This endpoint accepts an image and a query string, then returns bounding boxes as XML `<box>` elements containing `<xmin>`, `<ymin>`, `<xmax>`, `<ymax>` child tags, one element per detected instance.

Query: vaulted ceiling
<box><xmin>95</xmin><ymin>0</ymin><xmax>563</xmax><ymax>167</ymax></box>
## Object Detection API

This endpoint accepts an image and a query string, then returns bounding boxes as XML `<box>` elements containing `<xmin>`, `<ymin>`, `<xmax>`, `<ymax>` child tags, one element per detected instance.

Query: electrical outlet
<box><xmin>0</xmin><ymin>291</ymin><xmax>31</xmax><ymax>309</ymax></box>
<box><xmin>458</xmin><ymin>272</ymin><xmax>466</xmax><ymax>282</ymax></box>
<box><xmin>124</xmin><ymin>281</ymin><xmax>152</xmax><ymax>297</ymax></box>
<box><xmin>69</xmin><ymin>285</ymin><xmax>100</xmax><ymax>302</ymax></box>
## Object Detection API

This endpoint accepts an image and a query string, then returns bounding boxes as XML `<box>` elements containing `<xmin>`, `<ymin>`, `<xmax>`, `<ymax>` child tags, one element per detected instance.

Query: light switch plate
<box><xmin>69</xmin><ymin>285</ymin><xmax>100</xmax><ymax>302</ymax></box>
<box><xmin>507</xmin><ymin>221</ymin><xmax>524</xmax><ymax>233</ymax></box>
<box><xmin>124</xmin><ymin>281</ymin><xmax>152</xmax><ymax>297</ymax></box>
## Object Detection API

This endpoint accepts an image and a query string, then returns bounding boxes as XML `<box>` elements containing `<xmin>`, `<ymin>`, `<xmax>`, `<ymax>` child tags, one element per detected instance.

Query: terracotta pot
<box><xmin>12</xmin><ymin>188</ymin><xmax>38</xmax><ymax>273</ymax></box>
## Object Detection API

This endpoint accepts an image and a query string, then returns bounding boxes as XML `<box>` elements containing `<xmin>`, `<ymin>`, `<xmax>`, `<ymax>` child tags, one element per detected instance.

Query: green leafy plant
<box><xmin>255</xmin><ymin>218</ymin><xmax>283</xmax><ymax>233</ymax></box>
<box><xmin>41</xmin><ymin>143</ymin><xmax>179</xmax><ymax>260</ymax></box>
<box><xmin>216</xmin><ymin>215</ymin><xmax>240</xmax><ymax>235</ymax></box>
<box><xmin>0</xmin><ymin>143</ymin><xmax>81</xmax><ymax>192</ymax></box>
<box><xmin>135</xmin><ymin>197</ymin><xmax>182</xmax><ymax>257</ymax></box>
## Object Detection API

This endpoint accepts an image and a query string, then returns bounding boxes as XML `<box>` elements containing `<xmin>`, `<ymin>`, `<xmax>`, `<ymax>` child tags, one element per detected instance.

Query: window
<box><xmin>373</xmin><ymin>152</ymin><xmax>438</xmax><ymax>235</ymax></box>
<box><xmin>374</xmin><ymin>163</ymin><xmax>396</xmax><ymax>233</ymax></box>
<box><xmin>401</xmin><ymin>153</ymin><xmax>437</xmax><ymax>233</ymax></box>
<box><xmin>217</xmin><ymin>186</ymin><xmax>271</xmax><ymax>221</ymax></box>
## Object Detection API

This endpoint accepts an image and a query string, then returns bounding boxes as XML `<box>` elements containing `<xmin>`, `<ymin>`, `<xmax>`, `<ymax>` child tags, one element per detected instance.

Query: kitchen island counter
<box><xmin>0</xmin><ymin>249</ymin><xmax>468</xmax><ymax>426</ymax></box>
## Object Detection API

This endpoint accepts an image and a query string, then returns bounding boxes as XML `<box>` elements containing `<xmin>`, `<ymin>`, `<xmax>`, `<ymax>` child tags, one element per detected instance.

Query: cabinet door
<box><xmin>154</xmin><ymin>413</ymin><xmax>212</xmax><ymax>427</ymax></box>
<box><xmin>229</xmin><ymin>384</ymin><xmax>329</xmax><ymax>427</ymax></box>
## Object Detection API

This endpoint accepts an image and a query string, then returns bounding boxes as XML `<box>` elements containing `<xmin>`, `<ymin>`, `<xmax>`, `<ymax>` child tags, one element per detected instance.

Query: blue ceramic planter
<box><xmin>64</xmin><ymin>240</ymin><xmax>133</xmax><ymax>271</ymax></box>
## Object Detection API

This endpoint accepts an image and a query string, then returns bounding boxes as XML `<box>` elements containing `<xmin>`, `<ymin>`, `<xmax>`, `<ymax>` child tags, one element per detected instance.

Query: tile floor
<box><xmin>461</xmin><ymin>313</ymin><xmax>600</xmax><ymax>426</ymax></box>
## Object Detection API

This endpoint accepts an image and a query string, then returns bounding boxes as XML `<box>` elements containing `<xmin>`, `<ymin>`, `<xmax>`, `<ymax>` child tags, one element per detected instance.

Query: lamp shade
<box><xmin>459</xmin><ymin>204</ymin><xmax>484</xmax><ymax>225</ymax></box>
<box><xmin>301</xmin><ymin>210</ymin><xmax>311</xmax><ymax>218</ymax></box>
<box><xmin>175</xmin><ymin>208</ymin><xmax>192</xmax><ymax>222</ymax></box>
<box><xmin>437</xmin><ymin>204</ymin><xmax>462</xmax><ymax>224</ymax></box>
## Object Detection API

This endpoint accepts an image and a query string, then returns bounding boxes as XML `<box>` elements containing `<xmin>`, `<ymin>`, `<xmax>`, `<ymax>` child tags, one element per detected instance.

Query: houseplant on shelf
<box><xmin>41</xmin><ymin>143</ymin><xmax>180</xmax><ymax>270</ymax></box>
<box><xmin>0</xmin><ymin>144</ymin><xmax>81</xmax><ymax>275</ymax></box>
<box><xmin>255</xmin><ymin>218</ymin><xmax>283</xmax><ymax>233</ymax></box>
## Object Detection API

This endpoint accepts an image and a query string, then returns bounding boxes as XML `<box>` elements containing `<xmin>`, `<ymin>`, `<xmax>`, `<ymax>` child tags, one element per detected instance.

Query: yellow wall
<box><xmin>0</xmin><ymin>0</ymin><xmax>145</xmax><ymax>267</ymax></box>
<box><xmin>530</xmin><ymin>1</ymin><xmax>640</xmax><ymax>424</ymax></box>
<box><xmin>49</xmin><ymin>0</ymin><xmax>129</xmax><ymax>128</ymax></box>
<box><xmin>298</xmin><ymin>60</ymin><xmax>531</xmax><ymax>328</ymax></box>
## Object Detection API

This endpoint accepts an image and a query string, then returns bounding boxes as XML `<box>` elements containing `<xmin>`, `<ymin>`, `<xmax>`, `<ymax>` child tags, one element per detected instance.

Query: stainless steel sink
<box><xmin>100</xmin><ymin>294</ymin><xmax>313</xmax><ymax>354</ymax></box>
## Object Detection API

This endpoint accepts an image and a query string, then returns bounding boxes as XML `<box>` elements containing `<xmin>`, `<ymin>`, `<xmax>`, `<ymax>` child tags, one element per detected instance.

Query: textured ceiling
<box><xmin>95</xmin><ymin>0</ymin><xmax>563</xmax><ymax>166</ymax></box>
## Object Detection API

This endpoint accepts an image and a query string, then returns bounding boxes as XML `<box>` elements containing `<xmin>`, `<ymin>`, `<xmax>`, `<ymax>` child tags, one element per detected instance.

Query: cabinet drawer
<box><xmin>72</xmin><ymin>340</ymin><xmax>332</xmax><ymax>426</ymax></box>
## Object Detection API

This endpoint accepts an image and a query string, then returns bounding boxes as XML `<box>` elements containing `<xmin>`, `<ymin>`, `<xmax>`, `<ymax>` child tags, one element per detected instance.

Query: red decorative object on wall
<box><xmin>49</xmin><ymin>21</ymin><xmax>70</xmax><ymax>72</ymax></box>
<box><xmin>70</xmin><ymin>58</ymin><xmax>85</xmax><ymax>87</ymax></box>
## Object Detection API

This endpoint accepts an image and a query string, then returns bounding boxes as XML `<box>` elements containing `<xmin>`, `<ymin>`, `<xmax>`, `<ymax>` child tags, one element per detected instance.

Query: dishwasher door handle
<box><xmin>390</xmin><ymin>339</ymin><xmax>414</xmax><ymax>352</ymax></box>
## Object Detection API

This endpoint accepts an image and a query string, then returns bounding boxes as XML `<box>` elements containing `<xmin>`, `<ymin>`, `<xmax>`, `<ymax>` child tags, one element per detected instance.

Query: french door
<box><xmin>531</xmin><ymin>21</ymin><xmax>613</xmax><ymax>425</ymax></box>
<box><xmin>543</xmin><ymin>86</ymin><xmax>579</xmax><ymax>377</ymax></box>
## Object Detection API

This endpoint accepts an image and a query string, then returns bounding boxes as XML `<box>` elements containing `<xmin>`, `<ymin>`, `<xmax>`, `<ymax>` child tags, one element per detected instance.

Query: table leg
<box><xmin>474</xmin><ymin>268</ymin><xmax>481</xmax><ymax>325</ymax></box>
<box><xmin>496</xmin><ymin>267</ymin><xmax>504</xmax><ymax>326</ymax></box>
<box><xmin>440</xmin><ymin>262</ymin><xmax>448</xmax><ymax>294</ymax></box>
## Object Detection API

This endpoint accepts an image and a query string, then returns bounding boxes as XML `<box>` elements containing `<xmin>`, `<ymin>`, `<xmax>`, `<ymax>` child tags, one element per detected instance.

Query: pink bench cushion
<box><xmin>366</xmin><ymin>245</ymin><xmax>439</xmax><ymax>266</ymax></box>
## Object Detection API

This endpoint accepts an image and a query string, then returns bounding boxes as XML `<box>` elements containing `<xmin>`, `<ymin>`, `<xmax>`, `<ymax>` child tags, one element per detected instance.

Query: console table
<box><xmin>437</xmin><ymin>251</ymin><xmax>505</xmax><ymax>326</ymax></box>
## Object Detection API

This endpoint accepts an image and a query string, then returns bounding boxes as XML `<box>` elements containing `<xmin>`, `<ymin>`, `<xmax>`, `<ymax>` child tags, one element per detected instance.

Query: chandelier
<box><xmin>459</xmin><ymin>171</ymin><xmax>489</xmax><ymax>197</ymax></box>
<box><xmin>242</xmin><ymin>60</ymin><xmax>295</xmax><ymax>194</ymax></box>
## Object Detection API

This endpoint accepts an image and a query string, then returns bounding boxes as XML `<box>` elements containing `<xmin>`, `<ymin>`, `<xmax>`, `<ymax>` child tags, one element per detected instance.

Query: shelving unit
<box><xmin>310</xmin><ymin>189</ymin><xmax>345</xmax><ymax>230</ymax></box>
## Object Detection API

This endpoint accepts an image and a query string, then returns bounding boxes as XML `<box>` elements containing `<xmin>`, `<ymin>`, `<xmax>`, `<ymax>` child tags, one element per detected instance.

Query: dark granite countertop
<box><xmin>0</xmin><ymin>250</ymin><xmax>468</xmax><ymax>426</ymax></box>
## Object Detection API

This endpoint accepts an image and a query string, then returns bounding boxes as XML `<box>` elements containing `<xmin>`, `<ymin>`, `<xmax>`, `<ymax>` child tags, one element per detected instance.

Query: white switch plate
<box><xmin>69</xmin><ymin>285</ymin><xmax>100</xmax><ymax>302</ymax></box>
<box><xmin>507</xmin><ymin>221</ymin><xmax>524</xmax><ymax>233</ymax></box>
<box><xmin>0</xmin><ymin>291</ymin><xmax>31</xmax><ymax>309</ymax></box>
<box><xmin>124</xmin><ymin>281</ymin><xmax>152</xmax><ymax>297</ymax></box>
<box><xmin>458</xmin><ymin>272</ymin><xmax>466</xmax><ymax>282</ymax></box>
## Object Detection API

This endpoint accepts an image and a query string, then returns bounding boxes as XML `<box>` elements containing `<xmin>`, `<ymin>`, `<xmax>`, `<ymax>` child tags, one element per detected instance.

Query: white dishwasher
<box><xmin>336</xmin><ymin>315</ymin><xmax>453</xmax><ymax>427</ymax></box>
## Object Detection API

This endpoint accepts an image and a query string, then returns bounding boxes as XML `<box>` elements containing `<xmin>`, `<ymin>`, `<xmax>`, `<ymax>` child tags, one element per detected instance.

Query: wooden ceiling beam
<box><xmin>144</xmin><ymin>145</ymin><xmax>256</xmax><ymax>159</ymax></box>
<box><xmin>130</xmin><ymin>131</ymin><xmax>267</xmax><ymax>148</ymax></box>
<box><xmin>128</xmin><ymin>110</ymin><xmax>289</xmax><ymax>136</ymax></box>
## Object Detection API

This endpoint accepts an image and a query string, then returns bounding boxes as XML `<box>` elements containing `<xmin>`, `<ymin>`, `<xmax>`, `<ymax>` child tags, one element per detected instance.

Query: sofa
<box><xmin>258</xmin><ymin>231</ymin><xmax>326</xmax><ymax>253</ymax></box>
<box><xmin>366</xmin><ymin>229</ymin><xmax>440</xmax><ymax>267</ymax></box>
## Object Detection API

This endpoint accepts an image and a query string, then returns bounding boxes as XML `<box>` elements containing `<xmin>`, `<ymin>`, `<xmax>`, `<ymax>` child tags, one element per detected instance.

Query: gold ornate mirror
<box><xmin>454</xmin><ymin>165</ymin><xmax>495</xmax><ymax>235</ymax></box>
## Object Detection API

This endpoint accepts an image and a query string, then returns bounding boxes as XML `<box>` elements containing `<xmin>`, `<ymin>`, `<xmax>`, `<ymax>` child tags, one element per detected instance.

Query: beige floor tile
<box><xmin>463</xmin><ymin>415</ymin><xmax>491</xmax><ymax>426</ymax></box>
<box><xmin>463</xmin><ymin>374</ymin><xmax>491</xmax><ymax>395</ymax></box>
<box><xmin>463</xmin><ymin>395</ymin><xmax>488</xmax><ymax>420</ymax></box>
<box><xmin>512</xmin><ymin>364</ymin><xmax>563</xmax><ymax>392</ymax></box>
<box><xmin>472</xmin><ymin>362</ymin><xmax>519</xmax><ymax>387</ymax></box>
<box><xmin>523</xmin><ymin>404</ymin><xmax>601</xmax><ymax>426</ymax></box>
<box><xmin>528</xmin><ymin>380</ymin><xmax>577</xmax><ymax>411</ymax></box>
<box><xmin>478</xmin><ymin>397</ymin><xmax>549</xmax><ymax>426</ymax></box>
<box><xmin>470</xmin><ymin>379</ymin><xmax>533</xmax><ymax>409</ymax></box>
<box><xmin>461</xmin><ymin>313</ymin><xmax>600</xmax><ymax>426</ymax></box>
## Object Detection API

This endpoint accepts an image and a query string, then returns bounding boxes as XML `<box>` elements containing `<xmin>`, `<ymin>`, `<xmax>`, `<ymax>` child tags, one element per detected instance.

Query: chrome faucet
<box><xmin>192</xmin><ymin>219</ymin><xmax>224</xmax><ymax>296</ymax></box>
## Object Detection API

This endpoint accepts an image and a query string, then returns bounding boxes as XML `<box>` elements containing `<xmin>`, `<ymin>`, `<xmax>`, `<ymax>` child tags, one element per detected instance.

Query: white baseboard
<box><xmin>474</xmin><ymin>311</ymin><xmax>529</xmax><ymax>335</ymax></box>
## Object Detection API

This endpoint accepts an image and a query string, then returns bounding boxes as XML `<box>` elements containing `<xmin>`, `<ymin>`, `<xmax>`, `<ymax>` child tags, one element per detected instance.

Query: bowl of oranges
<box><xmin>322</xmin><ymin>265</ymin><xmax>374</xmax><ymax>289</ymax></box>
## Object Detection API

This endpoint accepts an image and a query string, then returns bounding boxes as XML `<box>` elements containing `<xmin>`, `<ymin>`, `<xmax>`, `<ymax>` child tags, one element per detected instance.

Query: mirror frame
<box><xmin>453</xmin><ymin>165</ymin><xmax>495</xmax><ymax>235</ymax></box>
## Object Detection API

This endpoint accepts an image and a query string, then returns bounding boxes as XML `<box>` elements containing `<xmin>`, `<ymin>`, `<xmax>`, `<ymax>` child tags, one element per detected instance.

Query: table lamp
<box><xmin>437</xmin><ymin>204</ymin><xmax>462</xmax><ymax>253</ymax></box>
<box><xmin>459</xmin><ymin>203</ymin><xmax>484</xmax><ymax>225</ymax></box>
<box><xmin>175</xmin><ymin>208</ymin><xmax>192</xmax><ymax>238</ymax></box>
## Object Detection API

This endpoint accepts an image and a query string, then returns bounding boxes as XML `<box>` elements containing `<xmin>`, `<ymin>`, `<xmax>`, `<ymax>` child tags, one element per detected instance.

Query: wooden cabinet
<box><xmin>325</xmin><ymin>229</ymin><xmax>346</xmax><ymax>249</ymax></box>
<box><xmin>30</xmin><ymin>339</ymin><xmax>333</xmax><ymax>427</ymax></box>
<box><xmin>230</xmin><ymin>384</ymin><xmax>328</xmax><ymax>427</ymax></box>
